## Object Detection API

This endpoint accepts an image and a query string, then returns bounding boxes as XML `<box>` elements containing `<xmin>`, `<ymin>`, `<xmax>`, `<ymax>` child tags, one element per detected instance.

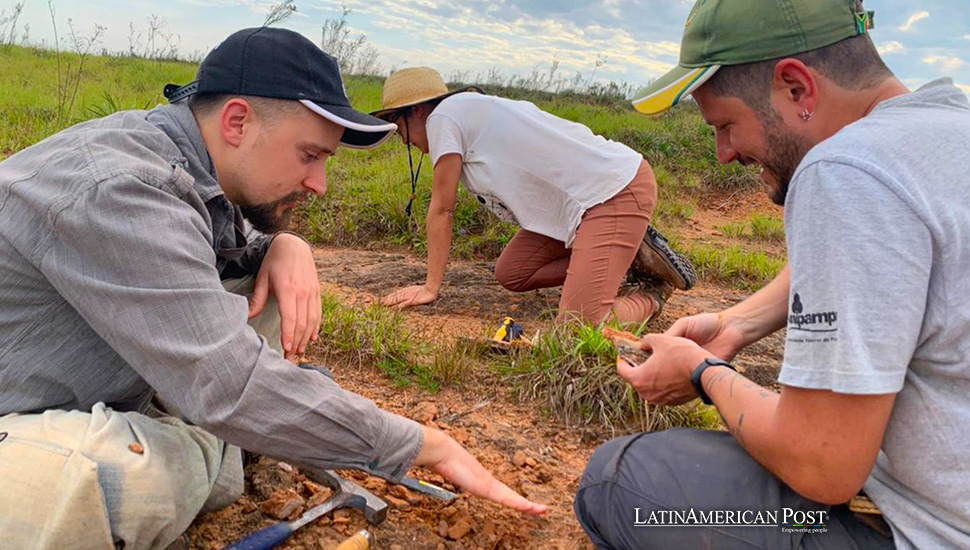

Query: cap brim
<box><xmin>299</xmin><ymin>100</ymin><xmax>398</xmax><ymax>149</ymax></box>
<box><xmin>632</xmin><ymin>65</ymin><xmax>720</xmax><ymax>116</ymax></box>
<box><xmin>369</xmin><ymin>86</ymin><xmax>483</xmax><ymax>121</ymax></box>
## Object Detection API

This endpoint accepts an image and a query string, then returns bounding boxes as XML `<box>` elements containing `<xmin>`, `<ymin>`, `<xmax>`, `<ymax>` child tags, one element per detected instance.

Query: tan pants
<box><xmin>494</xmin><ymin>161</ymin><xmax>658</xmax><ymax>324</ymax></box>
<box><xmin>0</xmin><ymin>277</ymin><xmax>280</xmax><ymax>550</ymax></box>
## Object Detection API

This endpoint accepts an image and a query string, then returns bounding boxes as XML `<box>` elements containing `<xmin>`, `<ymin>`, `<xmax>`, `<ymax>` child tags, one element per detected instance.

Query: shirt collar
<box><xmin>146</xmin><ymin>102</ymin><xmax>226</xmax><ymax>203</ymax></box>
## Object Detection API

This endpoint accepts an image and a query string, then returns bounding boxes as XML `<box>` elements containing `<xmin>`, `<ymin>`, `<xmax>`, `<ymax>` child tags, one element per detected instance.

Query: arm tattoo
<box><xmin>730</xmin><ymin>413</ymin><xmax>746</xmax><ymax>447</ymax></box>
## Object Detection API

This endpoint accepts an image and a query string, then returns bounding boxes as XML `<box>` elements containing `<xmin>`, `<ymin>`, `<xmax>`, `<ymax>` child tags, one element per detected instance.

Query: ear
<box><xmin>218</xmin><ymin>98</ymin><xmax>255</xmax><ymax>148</ymax></box>
<box><xmin>771</xmin><ymin>58</ymin><xmax>818</xmax><ymax>121</ymax></box>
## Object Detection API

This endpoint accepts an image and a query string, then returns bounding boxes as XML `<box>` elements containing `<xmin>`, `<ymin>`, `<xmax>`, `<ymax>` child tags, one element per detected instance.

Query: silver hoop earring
<box><xmin>800</xmin><ymin>110</ymin><xmax>814</xmax><ymax>122</ymax></box>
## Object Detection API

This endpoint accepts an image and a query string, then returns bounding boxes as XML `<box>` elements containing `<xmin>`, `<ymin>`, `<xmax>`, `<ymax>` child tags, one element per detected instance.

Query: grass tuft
<box><xmin>506</xmin><ymin>321</ymin><xmax>721</xmax><ymax>438</ymax></box>
<box><xmin>685</xmin><ymin>244</ymin><xmax>785</xmax><ymax>290</ymax></box>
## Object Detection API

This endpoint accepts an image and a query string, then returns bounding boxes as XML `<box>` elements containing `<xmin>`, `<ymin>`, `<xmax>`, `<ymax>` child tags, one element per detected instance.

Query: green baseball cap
<box><xmin>632</xmin><ymin>0</ymin><xmax>875</xmax><ymax>115</ymax></box>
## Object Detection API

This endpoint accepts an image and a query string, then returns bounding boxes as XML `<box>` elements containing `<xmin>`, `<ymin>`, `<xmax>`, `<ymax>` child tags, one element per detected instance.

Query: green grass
<box><xmin>0</xmin><ymin>45</ymin><xmax>196</xmax><ymax>157</ymax></box>
<box><xmin>717</xmin><ymin>222</ymin><xmax>747</xmax><ymax>239</ymax></box>
<box><xmin>749</xmin><ymin>214</ymin><xmax>785</xmax><ymax>242</ymax></box>
<box><xmin>717</xmin><ymin>215</ymin><xmax>785</xmax><ymax>244</ymax></box>
<box><xmin>317</xmin><ymin>294</ymin><xmax>440</xmax><ymax>391</ymax></box>
<box><xmin>685</xmin><ymin>244</ymin><xmax>786</xmax><ymax>289</ymax></box>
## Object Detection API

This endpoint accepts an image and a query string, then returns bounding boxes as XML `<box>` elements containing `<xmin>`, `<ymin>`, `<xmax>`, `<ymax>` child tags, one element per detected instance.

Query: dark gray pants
<box><xmin>574</xmin><ymin>429</ymin><xmax>896</xmax><ymax>550</ymax></box>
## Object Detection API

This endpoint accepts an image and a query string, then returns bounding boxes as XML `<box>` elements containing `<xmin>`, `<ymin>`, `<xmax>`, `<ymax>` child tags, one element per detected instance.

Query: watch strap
<box><xmin>690</xmin><ymin>358</ymin><xmax>736</xmax><ymax>405</ymax></box>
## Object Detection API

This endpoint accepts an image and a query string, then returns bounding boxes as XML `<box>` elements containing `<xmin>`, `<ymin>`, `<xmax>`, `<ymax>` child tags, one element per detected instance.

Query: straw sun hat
<box><xmin>371</xmin><ymin>67</ymin><xmax>481</xmax><ymax>120</ymax></box>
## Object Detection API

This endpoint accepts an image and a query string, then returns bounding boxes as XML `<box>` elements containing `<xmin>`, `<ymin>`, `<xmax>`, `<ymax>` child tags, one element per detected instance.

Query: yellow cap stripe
<box><xmin>632</xmin><ymin>67</ymin><xmax>713</xmax><ymax>115</ymax></box>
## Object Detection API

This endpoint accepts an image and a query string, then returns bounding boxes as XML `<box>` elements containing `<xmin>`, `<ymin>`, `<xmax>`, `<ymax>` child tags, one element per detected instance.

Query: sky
<box><xmin>9</xmin><ymin>0</ymin><xmax>970</xmax><ymax>96</ymax></box>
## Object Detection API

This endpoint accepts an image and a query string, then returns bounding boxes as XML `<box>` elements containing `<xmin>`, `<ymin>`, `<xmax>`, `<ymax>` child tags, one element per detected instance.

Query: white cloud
<box><xmin>316</xmin><ymin>0</ymin><xmax>681</xmax><ymax>85</ymax></box>
<box><xmin>956</xmin><ymin>83</ymin><xmax>970</xmax><ymax>95</ymax></box>
<box><xmin>877</xmin><ymin>41</ymin><xmax>905</xmax><ymax>55</ymax></box>
<box><xmin>923</xmin><ymin>55</ymin><xmax>966</xmax><ymax>72</ymax></box>
<box><xmin>899</xmin><ymin>11</ymin><xmax>929</xmax><ymax>32</ymax></box>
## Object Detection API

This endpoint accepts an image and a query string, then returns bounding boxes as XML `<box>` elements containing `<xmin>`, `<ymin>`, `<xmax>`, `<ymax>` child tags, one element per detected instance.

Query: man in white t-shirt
<box><xmin>575</xmin><ymin>1</ymin><xmax>970</xmax><ymax>549</ymax></box>
<box><xmin>372</xmin><ymin>67</ymin><xmax>696</xmax><ymax>325</ymax></box>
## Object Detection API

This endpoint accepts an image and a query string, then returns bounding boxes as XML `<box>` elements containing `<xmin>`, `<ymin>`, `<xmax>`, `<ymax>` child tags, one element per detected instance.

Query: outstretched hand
<box><xmin>382</xmin><ymin>284</ymin><xmax>439</xmax><ymax>309</ymax></box>
<box><xmin>414</xmin><ymin>426</ymin><xmax>547</xmax><ymax>515</ymax></box>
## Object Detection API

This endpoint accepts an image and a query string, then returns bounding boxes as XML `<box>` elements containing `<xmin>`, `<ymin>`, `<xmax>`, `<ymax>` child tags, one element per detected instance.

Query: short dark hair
<box><xmin>187</xmin><ymin>93</ymin><xmax>306</xmax><ymax>123</ymax></box>
<box><xmin>705</xmin><ymin>33</ymin><xmax>893</xmax><ymax>116</ymax></box>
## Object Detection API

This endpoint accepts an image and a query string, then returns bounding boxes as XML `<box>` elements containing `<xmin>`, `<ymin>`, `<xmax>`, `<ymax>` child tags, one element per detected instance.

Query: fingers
<box><xmin>420</xmin><ymin>429</ymin><xmax>546</xmax><ymax>516</ymax></box>
<box><xmin>664</xmin><ymin>316</ymin><xmax>691</xmax><ymax>337</ymax></box>
<box><xmin>310</xmin><ymin>286</ymin><xmax>321</xmax><ymax>345</ymax></box>
<box><xmin>615</xmin><ymin>356</ymin><xmax>639</xmax><ymax>382</ymax></box>
<box><xmin>481</xmin><ymin>477</ymin><xmax>548</xmax><ymax>516</ymax></box>
<box><xmin>279</xmin><ymin>292</ymin><xmax>297</xmax><ymax>358</ymax></box>
<box><xmin>639</xmin><ymin>333</ymin><xmax>662</xmax><ymax>353</ymax></box>
<box><xmin>249</xmin><ymin>272</ymin><xmax>270</xmax><ymax>319</ymax></box>
<box><xmin>293</xmin><ymin>291</ymin><xmax>311</xmax><ymax>357</ymax></box>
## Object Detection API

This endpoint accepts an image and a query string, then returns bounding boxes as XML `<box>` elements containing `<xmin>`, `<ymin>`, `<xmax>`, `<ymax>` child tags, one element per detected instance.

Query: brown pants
<box><xmin>494</xmin><ymin>161</ymin><xmax>658</xmax><ymax>324</ymax></box>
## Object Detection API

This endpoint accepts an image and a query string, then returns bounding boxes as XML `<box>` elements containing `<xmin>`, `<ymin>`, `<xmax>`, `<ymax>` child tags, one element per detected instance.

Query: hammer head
<box><xmin>306</xmin><ymin>468</ymin><xmax>389</xmax><ymax>525</ymax></box>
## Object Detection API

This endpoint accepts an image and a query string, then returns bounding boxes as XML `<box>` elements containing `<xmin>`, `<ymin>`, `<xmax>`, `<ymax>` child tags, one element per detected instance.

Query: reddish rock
<box><xmin>384</xmin><ymin>495</ymin><xmax>411</xmax><ymax>509</ymax></box>
<box><xmin>128</xmin><ymin>442</ymin><xmax>144</xmax><ymax>455</ymax></box>
<box><xmin>413</xmin><ymin>401</ymin><xmax>439</xmax><ymax>424</ymax></box>
<box><xmin>447</xmin><ymin>518</ymin><xmax>473</xmax><ymax>540</ymax></box>
<box><xmin>259</xmin><ymin>489</ymin><xmax>305</xmax><ymax>520</ymax></box>
<box><xmin>332</xmin><ymin>509</ymin><xmax>351</xmax><ymax>524</ymax></box>
<box><xmin>512</xmin><ymin>451</ymin><xmax>527</xmax><ymax>468</ymax></box>
<box><xmin>362</xmin><ymin>476</ymin><xmax>387</xmax><ymax>492</ymax></box>
<box><xmin>306</xmin><ymin>487</ymin><xmax>334</xmax><ymax>508</ymax></box>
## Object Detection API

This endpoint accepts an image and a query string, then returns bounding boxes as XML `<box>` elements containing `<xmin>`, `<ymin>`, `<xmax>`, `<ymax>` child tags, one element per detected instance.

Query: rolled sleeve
<box><xmin>40</xmin><ymin>174</ymin><xmax>423</xmax><ymax>478</ymax></box>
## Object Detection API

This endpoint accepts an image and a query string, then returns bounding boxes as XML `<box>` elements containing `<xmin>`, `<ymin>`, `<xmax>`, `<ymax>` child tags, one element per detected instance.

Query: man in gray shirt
<box><xmin>0</xmin><ymin>27</ymin><xmax>544</xmax><ymax>550</ymax></box>
<box><xmin>576</xmin><ymin>1</ymin><xmax>969</xmax><ymax>549</ymax></box>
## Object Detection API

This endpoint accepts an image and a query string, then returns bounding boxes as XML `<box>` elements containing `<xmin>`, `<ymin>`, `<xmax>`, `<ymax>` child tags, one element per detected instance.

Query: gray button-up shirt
<box><xmin>0</xmin><ymin>103</ymin><xmax>423</xmax><ymax>478</ymax></box>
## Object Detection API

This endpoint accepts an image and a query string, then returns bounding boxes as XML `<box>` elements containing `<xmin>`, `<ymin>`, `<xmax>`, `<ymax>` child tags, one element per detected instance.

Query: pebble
<box><xmin>362</xmin><ymin>476</ymin><xmax>387</xmax><ymax>492</ymax></box>
<box><xmin>128</xmin><ymin>442</ymin><xmax>144</xmax><ymax>455</ymax></box>
<box><xmin>525</xmin><ymin>457</ymin><xmax>538</xmax><ymax>468</ymax></box>
<box><xmin>413</xmin><ymin>401</ymin><xmax>439</xmax><ymax>424</ymax></box>
<box><xmin>332</xmin><ymin>509</ymin><xmax>351</xmax><ymax>524</ymax></box>
<box><xmin>384</xmin><ymin>495</ymin><xmax>411</xmax><ymax>509</ymax></box>
<box><xmin>447</xmin><ymin>518</ymin><xmax>473</xmax><ymax>540</ymax></box>
<box><xmin>512</xmin><ymin>451</ymin><xmax>527</xmax><ymax>468</ymax></box>
<box><xmin>276</xmin><ymin>461</ymin><xmax>295</xmax><ymax>473</ymax></box>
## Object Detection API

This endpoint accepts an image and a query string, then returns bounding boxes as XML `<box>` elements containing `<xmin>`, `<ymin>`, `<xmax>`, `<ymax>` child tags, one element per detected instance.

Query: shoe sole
<box><xmin>635</xmin><ymin>226</ymin><xmax>697</xmax><ymax>291</ymax></box>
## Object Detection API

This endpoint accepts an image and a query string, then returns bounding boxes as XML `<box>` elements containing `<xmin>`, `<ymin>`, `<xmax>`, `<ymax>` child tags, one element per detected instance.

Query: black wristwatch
<box><xmin>690</xmin><ymin>358</ymin><xmax>736</xmax><ymax>405</ymax></box>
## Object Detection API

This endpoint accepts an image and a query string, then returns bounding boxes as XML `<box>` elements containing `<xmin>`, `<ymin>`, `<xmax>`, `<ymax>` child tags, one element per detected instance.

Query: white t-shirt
<box><xmin>426</xmin><ymin>93</ymin><xmax>643</xmax><ymax>246</ymax></box>
<box><xmin>781</xmin><ymin>79</ymin><xmax>970</xmax><ymax>550</ymax></box>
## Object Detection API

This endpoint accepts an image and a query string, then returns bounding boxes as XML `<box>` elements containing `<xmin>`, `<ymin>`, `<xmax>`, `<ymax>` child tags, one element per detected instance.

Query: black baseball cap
<box><xmin>164</xmin><ymin>27</ymin><xmax>397</xmax><ymax>149</ymax></box>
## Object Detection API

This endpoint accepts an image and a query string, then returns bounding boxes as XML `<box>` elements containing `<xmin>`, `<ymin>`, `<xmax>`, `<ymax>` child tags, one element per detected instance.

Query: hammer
<box><xmin>219</xmin><ymin>469</ymin><xmax>387</xmax><ymax>550</ymax></box>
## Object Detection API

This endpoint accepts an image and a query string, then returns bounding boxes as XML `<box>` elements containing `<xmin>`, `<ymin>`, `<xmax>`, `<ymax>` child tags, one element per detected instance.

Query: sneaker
<box><xmin>634</xmin><ymin>226</ymin><xmax>696</xmax><ymax>291</ymax></box>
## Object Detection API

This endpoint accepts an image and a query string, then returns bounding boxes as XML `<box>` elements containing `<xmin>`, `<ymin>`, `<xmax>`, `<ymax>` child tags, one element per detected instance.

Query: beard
<box><xmin>239</xmin><ymin>191</ymin><xmax>305</xmax><ymax>233</ymax></box>
<box><xmin>757</xmin><ymin>111</ymin><xmax>814</xmax><ymax>206</ymax></box>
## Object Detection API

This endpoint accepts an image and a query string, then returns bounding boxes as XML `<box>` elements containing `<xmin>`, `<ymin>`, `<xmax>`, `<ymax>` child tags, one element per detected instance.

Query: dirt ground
<box><xmin>187</xmin><ymin>240</ymin><xmax>786</xmax><ymax>550</ymax></box>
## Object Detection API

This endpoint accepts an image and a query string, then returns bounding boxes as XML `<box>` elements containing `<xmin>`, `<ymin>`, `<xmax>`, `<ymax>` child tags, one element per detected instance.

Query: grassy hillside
<box><xmin>0</xmin><ymin>45</ymin><xmax>783</xmax><ymax>288</ymax></box>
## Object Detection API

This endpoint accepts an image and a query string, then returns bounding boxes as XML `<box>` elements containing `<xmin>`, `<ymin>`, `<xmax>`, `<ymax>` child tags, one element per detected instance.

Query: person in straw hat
<box><xmin>373</xmin><ymin>67</ymin><xmax>696</xmax><ymax>325</ymax></box>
